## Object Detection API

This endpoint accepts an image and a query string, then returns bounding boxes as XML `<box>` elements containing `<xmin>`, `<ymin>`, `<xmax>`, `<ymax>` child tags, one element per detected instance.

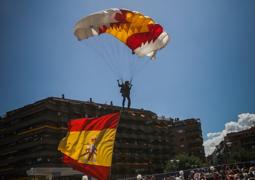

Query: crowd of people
<box><xmin>135</xmin><ymin>164</ymin><xmax>255</xmax><ymax>180</ymax></box>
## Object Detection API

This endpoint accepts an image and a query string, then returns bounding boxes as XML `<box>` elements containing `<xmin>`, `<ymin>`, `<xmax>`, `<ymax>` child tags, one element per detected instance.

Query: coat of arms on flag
<box><xmin>58</xmin><ymin>112</ymin><xmax>120</xmax><ymax>180</ymax></box>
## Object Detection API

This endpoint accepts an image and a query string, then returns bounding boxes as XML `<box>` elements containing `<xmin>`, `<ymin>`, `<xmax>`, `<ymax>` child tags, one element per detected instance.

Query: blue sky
<box><xmin>0</xmin><ymin>0</ymin><xmax>255</xmax><ymax>139</ymax></box>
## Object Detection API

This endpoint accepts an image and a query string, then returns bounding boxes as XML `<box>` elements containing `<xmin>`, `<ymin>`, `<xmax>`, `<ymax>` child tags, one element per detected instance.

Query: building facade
<box><xmin>208</xmin><ymin>127</ymin><xmax>255</xmax><ymax>165</ymax></box>
<box><xmin>0</xmin><ymin>97</ymin><xmax>205</xmax><ymax>179</ymax></box>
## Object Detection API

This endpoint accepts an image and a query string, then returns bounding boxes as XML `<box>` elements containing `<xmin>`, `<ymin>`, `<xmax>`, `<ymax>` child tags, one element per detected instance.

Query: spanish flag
<box><xmin>58</xmin><ymin>112</ymin><xmax>120</xmax><ymax>180</ymax></box>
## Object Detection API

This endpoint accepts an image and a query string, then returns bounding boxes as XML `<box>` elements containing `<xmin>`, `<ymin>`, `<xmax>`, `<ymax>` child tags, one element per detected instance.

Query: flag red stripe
<box><xmin>68</xmin><ymin>112</ymin><xmax>120</xmax><ymax>131</ymax></box>
<box><xmin>63</xmin><ymin>155</ymin><xmax>110</xmax><ymax>180</ymax></box>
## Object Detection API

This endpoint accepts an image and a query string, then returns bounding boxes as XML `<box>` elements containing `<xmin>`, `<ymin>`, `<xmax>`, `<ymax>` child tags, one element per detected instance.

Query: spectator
<box><xmin>248</xmin><ymin>166</ymin><xmax>255</xmax><ymax>179</ymax></box>
<box><xmin>188</xmin><ymin>170</ymin><xmax>195</xmax><ymax>180</ymax></box>
<box><xmin>137</xmin><ymin>174</ymin><xmax>143</xmax><ymax>180</ymax></box>
<box><xmin>176</xmin><ymin>170</ymin><xmax>185</xmax><ymax>180</ymax></box>
<box><xmin>193</xmin><ymin>170</ymin><xmax>201</xmax><ymax>180</ymax></box>
<box><xmin>241</xmin><ymin>168</ymin><xmax>249</xmax><ymax>179</ymax></box>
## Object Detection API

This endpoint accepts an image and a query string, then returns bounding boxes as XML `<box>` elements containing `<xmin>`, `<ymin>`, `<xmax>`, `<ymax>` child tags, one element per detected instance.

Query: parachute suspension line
<box><xmin>127</xmin><ymin>52</ymin><xmax>136</xmax><ymax>75</ymax></box>
<box><xmin>85</xmin><ymin>38</ymin><xmax>122</xmax><ymax>78</ymax></box>
<box><xmin>115</xmin><ymin>36</ymin><xmax>130</xmax><ymax>80</ymax></box>
<box><xmin>97</xmin><ymin>37</ymin><xmax>124</xmax><ymax>78</ymax></box>
<box><xmin>107</xmin><ymin>36</ymin><xmax>124</xmax><ymax>79</ymax></box>
<box><xmin>90</xmin><ymin>41</ymin><xmax>120</xmax><ymax>77</ymax></box>
<box><xmin>101</xmin><ymin>36</ymin><xmax>124</xmax><ymax>79</ymax></box>
<box><xmin>127</xmin><ymin>49</ymin><xmax>134</xmax><ymax>78</ymax></box>
<box><xmin>90</xmin><ymin>35</ymin><xmax>151</xmax><ymax>81</ymax></box>
<box><xmin>120</xmin><ymin>38</ymin><xmax>135</xmax><ymax>80</ymax></box>
<box><xmin>117</xmin><ymin>38</ymin><xmax>127</xmax><ymax>78</ymax></box>
<box><xmin>129</xmin><ymin>57</ymin><xmax>151</xmax><ymax>80</ymax></box>
<box><xmin>137</xmin><ymin>59</ymin><xmax>151</xmax><ymax>77</ymax></box>
<box><xmin>106</xmin><ymin>35</ymin><xmax>132</xmax><ymax>80</ymax></box>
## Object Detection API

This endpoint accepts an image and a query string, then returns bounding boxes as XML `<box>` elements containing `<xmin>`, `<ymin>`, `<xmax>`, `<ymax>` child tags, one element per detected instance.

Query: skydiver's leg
<box><xmin>122</xmin><ymin>96</ymin><xmax>125</xmax><ymax>108</ymax></box>
<box><xmin>127</xmin><ymin>96</ymin><xmax>131</xmax><ymax>109</ymax></box>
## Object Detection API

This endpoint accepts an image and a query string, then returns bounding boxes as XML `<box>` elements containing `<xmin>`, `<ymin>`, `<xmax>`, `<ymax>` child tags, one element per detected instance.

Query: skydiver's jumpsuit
<box><xmin>118</xmin><ymin>81</ymin><xmax>132</xmax><ymax>109</ymax></box>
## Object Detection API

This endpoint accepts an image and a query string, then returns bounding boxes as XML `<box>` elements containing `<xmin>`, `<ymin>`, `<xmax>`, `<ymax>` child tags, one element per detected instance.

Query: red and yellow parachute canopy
<box><xmin>74</xmin><ymin>8</ymin><xmax>169</xmax><ymax>60</ymax></box>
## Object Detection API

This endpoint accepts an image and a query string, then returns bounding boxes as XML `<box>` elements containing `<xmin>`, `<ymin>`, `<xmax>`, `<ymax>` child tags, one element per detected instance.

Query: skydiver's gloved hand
<box><xmin>117</xmin><ymin>80</ymin><xmax>120</xmax><ymax>85</ymax></box>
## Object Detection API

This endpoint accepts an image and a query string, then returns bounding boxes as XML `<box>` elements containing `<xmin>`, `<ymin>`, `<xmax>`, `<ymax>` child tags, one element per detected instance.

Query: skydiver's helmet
<box><xmin>125</xmin><ymin>81</ymin><xmax>129</xmax><ymax>85</ymax></box>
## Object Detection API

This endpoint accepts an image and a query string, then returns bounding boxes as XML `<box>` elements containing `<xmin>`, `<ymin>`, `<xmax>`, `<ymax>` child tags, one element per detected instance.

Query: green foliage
<box><xmin>164</xmin><ymin>154</ymin><xmax>204</xmax><ymax>172</ymax></box>
<box><xmin>164</xmin><ymin>160</ymin><xmax>178</xmax><ymax>172</ymax></box>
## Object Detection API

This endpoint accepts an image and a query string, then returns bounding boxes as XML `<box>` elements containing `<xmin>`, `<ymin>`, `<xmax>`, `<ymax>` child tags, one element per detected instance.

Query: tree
<box><xmin>164</xmin><ymin>154</ymin><xmax>204</xmax><ymax>172</ymax></box>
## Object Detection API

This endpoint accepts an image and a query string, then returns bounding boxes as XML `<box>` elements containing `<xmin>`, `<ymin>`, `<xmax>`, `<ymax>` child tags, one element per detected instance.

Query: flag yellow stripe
<box><xmin>58</xmin><ymin>129</ymin><xmax>117</xmax><ymax>166</ymax></box>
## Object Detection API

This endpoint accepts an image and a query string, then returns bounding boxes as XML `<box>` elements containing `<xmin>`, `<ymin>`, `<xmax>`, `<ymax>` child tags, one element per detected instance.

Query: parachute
<box><xmin>74</xmin><ymin>8</ymin><xmax>169</xmax><ymax>60</ymax></box>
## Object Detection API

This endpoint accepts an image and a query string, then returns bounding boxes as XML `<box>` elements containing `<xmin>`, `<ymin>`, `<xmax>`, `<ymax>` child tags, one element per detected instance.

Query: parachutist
<box><xmin>117</xmin><ymin>80</ymin><xmax>132</xmax><ymax>109</ymax></box>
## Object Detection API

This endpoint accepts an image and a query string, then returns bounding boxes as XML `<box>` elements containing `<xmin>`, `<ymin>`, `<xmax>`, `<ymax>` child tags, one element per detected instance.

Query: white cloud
<box><xmin>207</xmin><ymin>132</ymin><xmax>221</xmax><ymax>139</ymax></box>
<box><xmin>203</xmin><ymin>113</ymin><xmax>255</xmax><ymax>156</ymax></box>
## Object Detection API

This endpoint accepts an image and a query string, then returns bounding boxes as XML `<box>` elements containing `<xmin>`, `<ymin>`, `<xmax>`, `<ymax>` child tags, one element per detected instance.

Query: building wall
<box><xmin>208</xmin><ymin>127</ymin><xmax>255</xmax><ymax>165</ymax></box>
<box><xmin>0</xmin><ymin>97</ymin><xmax>205</xmax><ymax>179</ymax></box>
<box><xmin>172</xmin><ymin>119</ymin><xmax>205</xmax><ymax>160</ymax></box>
<box><xmin>225</xmin><ymin>127</ymin><xmax>255</xmax><ymax>152</ymax></box>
